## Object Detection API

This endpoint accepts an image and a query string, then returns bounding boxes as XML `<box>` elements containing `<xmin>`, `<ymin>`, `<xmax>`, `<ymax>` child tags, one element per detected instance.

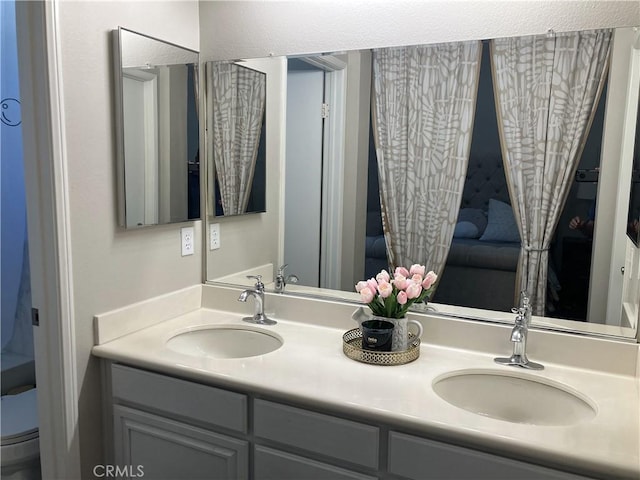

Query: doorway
<box><xmin>283</xmin><ymin>55</ymin><xmax>347</xmax><ymax>289</ymax></box>
<box><xmin>1</xmin><ymin>0</ymin><xmax>39</xmax><ymax>477</ymax></box>
<box><xmin>1</xmin><ymin>0</ymin><xmax>32</xmax><ymax>358</ymax></box>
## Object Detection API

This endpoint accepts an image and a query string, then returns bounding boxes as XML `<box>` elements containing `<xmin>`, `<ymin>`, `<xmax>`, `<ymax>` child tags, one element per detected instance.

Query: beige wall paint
<box><xmin>341</xmin><ymin>50</ymin><xmax>372</xmax><ymax>291</ymax></box>
<box><xmin>55</xmin><ymin>1</ymin><xmax>200</xmax><ymax>475</ymax></box>
<box><xmin>198</xmin><ymin>1</ymin><xmax>639</xmax><ymax>61</ymax></box>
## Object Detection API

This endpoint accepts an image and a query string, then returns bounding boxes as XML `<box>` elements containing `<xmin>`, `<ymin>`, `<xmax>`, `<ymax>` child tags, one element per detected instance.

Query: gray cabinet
<box><xmin>388</xmin><ymin>431</ymin><xmax>590</xmax><ymax>480</ymax></box>
<box><xmin>109</xmin><ymin>364</ymin><xmax>249</xmax><ymax>480</ymax></box>
<box><xmin>111</xmin><ymin>363</ymin><xmax>247</xmax><ymax>433</ymax></box>
<box><xmin>105</xmin><ymin>363</ymin><xmax>595</xmax><ymax>480</ymax></box>
<box><xmin>254</xmin><ymin>446</ymin><xmax>377</xmax><ymax>480</ymax></box>
<box><xmin>253</xmin><ymin>399</ymin><xmax>379</xmax><ymax>480</ymax></box>
<box><xmin>254</xmin><ymin>399</ymin><xmax>379</xmax><ymax>470</ymax></box>
<box><xmin>113</xmin><ymin>405</ymin><xmax>248</xmax><ymax>480</ymax></box>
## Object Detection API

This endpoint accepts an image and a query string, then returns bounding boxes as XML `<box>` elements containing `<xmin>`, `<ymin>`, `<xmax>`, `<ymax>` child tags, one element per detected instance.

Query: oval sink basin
<box><xmin>432</xmin><ymin>370</ymin><xmax>595</xmax><ymax>426</ymax></box>
<box><xmin>166</xmin><ymin>326</ymin><xmax>283</xmax><ymax>359</ymax></box>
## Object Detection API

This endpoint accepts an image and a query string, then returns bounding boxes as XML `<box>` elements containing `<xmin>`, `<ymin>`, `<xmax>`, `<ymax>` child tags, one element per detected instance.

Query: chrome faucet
<box><xmin>274</xmin><ymin>264</ymin><xmax>299</xmax><ymax>294</ymax></box>
<box><xmin>238</xmin><ymin>275</ymin><xmax>276</xmax><ymax>325</ymax></box>
<box><xmin>495</xmin><ymin>291</ymin><xmax>544</xmax><ymax>370</ymax></box>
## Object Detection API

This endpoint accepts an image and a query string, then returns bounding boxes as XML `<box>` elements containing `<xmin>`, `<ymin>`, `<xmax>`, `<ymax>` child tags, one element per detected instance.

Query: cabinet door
<box><xmin>389</xmin><ymin>432</ymin><xmax>591</xmax><ymax>480</ymax></box>
<box><xmin>114</xmin><ymin>405</ymin><xmax>248</xmax><ymax>480</ymax></box>
<box><xmin>254</xmin><ymin>446</ymin><xmax>378</xmax><ymax>480</ymax></box>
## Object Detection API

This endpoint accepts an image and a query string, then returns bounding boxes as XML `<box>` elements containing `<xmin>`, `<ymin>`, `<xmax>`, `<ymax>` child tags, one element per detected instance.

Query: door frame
<box><xmin>288</xmin><ymin>55</ymin><xmax>347</xmax><ymax>289</ymax></box>
<box><xmin>590</xmin><ymin>27</ymin><xmax>639</xmax><ymax>325</ymax></box>
<box><xmin>605</xmin><ymin>37</ymin><xmax>640</xmax><ymax>326</ymax></box>
<box><xmin>320</xmin><ymin>62</ymin><xmax>347</xmax><ymax>290</ymax></box>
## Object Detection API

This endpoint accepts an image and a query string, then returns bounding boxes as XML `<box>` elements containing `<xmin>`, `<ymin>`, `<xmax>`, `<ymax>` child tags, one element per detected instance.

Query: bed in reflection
<box><xmin>366</xmin><ymin>154</ymin><xmax>522</xmax><ymax>311</ymax></box>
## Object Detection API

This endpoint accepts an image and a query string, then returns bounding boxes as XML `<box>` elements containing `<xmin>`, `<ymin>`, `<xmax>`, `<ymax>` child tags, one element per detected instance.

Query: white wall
<box><xmin>340</xmin><ymin>50</ymin><xmax>372</xmax><ymax>291</ymax></box>
<box><xmin>52</xmin><ymin>1</ymin><xmax>200</xmax><ymax>475</ymax></box>
<box><xmin>199</xmin><ymin>1</ymin><xmax>639</xmax><ymax>61</ymax></box>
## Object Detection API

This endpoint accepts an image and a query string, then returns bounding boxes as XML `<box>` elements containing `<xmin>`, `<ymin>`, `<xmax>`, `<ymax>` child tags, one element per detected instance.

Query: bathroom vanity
<box><xmin>106</xmin><ymin>362</ymin><xmax>593</xmax><ymax>480</ymax></box>
<box><xmin>93</xmin><ymin>284</ymin><xmax>640</xmax><ymax>480</ymax></box>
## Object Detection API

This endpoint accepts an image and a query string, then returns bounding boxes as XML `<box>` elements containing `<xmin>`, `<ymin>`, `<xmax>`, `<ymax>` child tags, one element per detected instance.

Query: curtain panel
<box><xmin>371</xmin><ymin>42</ymin><xmax>482</xmax><ymax>280</ymax></box>
<box><xmin>206</xmin><ymin>62</ymin><xmax>266</xmax><ymax>215</ymax></box>
<box><xmin>491</xmin><ymin>30</ymin><xmax>612</xmax><ymax>314</ymax></box>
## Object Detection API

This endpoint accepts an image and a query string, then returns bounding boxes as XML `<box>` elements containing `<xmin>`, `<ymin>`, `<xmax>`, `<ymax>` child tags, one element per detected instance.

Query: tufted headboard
<box><xmin>460</xmin><ymin>154</ymin><xmax>511</xmax><ymax>211</ymax></box>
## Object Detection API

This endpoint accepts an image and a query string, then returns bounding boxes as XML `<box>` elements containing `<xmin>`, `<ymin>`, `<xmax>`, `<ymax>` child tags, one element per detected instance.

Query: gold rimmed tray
<box><xmin>342</xmin><ymin>328</ymin><xmax>420</xmax><ymax>366</ymax></box>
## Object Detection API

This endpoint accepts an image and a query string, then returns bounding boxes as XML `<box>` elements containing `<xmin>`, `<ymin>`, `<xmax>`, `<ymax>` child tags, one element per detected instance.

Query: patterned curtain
<box><xmin>206</xmin><ymin>62</ymin><xmax>266</xmax><ymax>215</ymax></box>
<box><xmin>371</xmin><ymin>42</ymin><xmax>482</xmax><ymax>279</ymax></box>
<box><xmin>491</xmin><ymin>30</ymin><xmax>611</xmax><ymax>314</ymax></box>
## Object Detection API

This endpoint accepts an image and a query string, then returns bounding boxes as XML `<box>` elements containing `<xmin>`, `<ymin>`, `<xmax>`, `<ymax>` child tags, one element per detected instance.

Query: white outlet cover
<box><xmin>210</xmin><ymin>223</ymin><xmax>221</xmax><ymax>250</ymax></box>
<box><xmin>181</xmin><ymin>227</ymin><xmax>195</xmax><ymax>256</ymax></box>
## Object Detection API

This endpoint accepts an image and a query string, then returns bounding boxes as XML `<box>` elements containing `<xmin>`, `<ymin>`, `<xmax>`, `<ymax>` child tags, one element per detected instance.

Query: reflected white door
<box><xmin>597</xmin><ymin>31</ymin><xmax>640</xmax><ymax>325</ymax></box>
<box><xmin>123</xmin><ymin>76</ymin><xmax>147</xmax><ymax>227</ymax></box>
<box><xmin>123</xmin><ymin>72</ymin><xmax>159</xmax><ymax>227</ymax></box>
<box><xmin>284</xmin><ymin>69</ymin><xmax>324</xmax><ymax>286</ymax></box>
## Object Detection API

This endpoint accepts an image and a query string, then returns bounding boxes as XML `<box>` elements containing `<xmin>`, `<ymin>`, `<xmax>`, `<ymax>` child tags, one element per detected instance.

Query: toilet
<box><xmin>1</xmin><ymin>388</ymin><xmax>41</xmax><ymax>480</ymax></box>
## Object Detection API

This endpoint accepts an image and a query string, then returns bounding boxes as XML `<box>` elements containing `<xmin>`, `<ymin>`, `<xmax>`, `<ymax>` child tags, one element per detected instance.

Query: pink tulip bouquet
<box><xmin>355</xmin><ymin>265</ymin><xmax>438</xmax><ymax>319</ymax></box>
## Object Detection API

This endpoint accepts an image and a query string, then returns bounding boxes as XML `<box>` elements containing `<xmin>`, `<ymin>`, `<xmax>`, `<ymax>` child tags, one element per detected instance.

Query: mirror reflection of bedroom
<box><xmin>364</xmin><ymin>39</ymin><xmax>608</xmax><ymax>322</ymax></box>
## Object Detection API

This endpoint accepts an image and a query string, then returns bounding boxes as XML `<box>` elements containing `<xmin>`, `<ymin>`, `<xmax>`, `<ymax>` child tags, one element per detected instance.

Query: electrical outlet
<box><xmin>210</xmin><ymin>223</ymin><xmax>221</xmax><ymax>250</ymax></box>
<box><xmin>181</xmin><ymin>227</ymin><xmax>195</xmax><ymax>256</ymax></box>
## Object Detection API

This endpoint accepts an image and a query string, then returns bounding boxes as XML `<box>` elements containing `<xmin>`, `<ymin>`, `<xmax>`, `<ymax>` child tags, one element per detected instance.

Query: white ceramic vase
<box><xmin>372</xmin><ymin>315</ymin><xmax>423</xmax><ymax>352</ymax></box>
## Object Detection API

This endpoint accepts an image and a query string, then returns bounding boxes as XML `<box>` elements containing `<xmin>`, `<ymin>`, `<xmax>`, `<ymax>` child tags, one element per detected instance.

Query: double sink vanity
<box><xmin>92</xmin><ymin>283</ymin><xmax>640</xmax><ymax>480</ymax></box>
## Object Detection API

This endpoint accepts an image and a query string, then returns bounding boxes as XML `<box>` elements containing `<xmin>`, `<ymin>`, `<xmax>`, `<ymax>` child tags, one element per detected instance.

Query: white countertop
<box><xmin>92</xmin><ymin>303</ymin><xmax>640</xmax><ymax>479</ymax></box>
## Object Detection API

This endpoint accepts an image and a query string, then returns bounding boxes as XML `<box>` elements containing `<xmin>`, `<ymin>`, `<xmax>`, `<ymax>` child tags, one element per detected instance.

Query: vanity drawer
<box><xmin>111</xmin><ymin>364</ymin><xmax>247</xmax><ymax>433</ymax></box>
<box><xmin>254</xmin><ymin>446</ymin><xmax>377</xmax><ymax>480</ymax></box>
<box><xmin>253</xmin><ymin>399</ymin><xmax>379</xmax><ymax>469</ymax></box>
<box><xmin>388</xmin><ymin>431</ymin><xmax>590</xmax><ymax>480</ymax></box>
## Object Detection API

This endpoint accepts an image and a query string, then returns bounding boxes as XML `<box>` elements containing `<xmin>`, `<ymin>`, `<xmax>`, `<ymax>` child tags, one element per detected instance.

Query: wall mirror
<box><xmin>205</xmin><ymin>27</ymin><xmax>640</xmax><ymax>341</ymax></box>
<box><xmin>204</xmin><ymin>62</ymin><xmax>267</xmax><ymax>217</ymax></box>
<box><xmin>113</xmin><ymin>27</ymin><xmax>200</xmax><ymax>229</ymax></box>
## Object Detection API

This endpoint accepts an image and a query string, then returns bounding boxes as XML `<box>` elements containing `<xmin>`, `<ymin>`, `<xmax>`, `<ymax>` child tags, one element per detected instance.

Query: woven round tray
<box><xmin>342</xmin><ymin>328</ymin><xmax>420</xmax><ymax>366</ymax></box>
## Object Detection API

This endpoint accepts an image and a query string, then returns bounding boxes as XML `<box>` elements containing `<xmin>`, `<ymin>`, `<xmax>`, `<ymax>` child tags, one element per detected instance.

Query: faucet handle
<box><xmin>277</xmin><ymin>264</ymin><xmax>288</xmax><ymax>276</ymax></box>
<box><xmin>246</xmin><ymin>275</ymin><xmax>265</xmax><ymax>292</ymax></box>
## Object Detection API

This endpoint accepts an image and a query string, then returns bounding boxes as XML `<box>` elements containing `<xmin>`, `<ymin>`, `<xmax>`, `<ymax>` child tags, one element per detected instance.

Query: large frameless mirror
<box><xmin>113</xmin><ymin>27</ymin><xmax>200</xmax><ymax>228</ymax></box>
<box><xmin>205</xmin><ymin>27</ymin><xmax>640</xmax><ymax>342</ymax></box>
